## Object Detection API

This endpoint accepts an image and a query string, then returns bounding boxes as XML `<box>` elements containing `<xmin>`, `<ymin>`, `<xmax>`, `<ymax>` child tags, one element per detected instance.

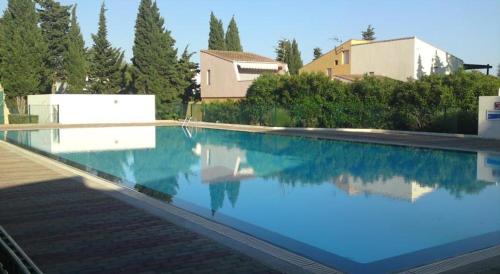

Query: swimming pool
<box><xmin>3</xmin><ymin>126</ymin><xmax>500</xmax><ymax>273</ymax></box>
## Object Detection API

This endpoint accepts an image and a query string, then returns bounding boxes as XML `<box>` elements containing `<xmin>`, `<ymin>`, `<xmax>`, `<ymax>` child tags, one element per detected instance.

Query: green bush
<box><xmin>203</xmin><ymin>100</ymin><xmax>243</xmax><ymax>124</ymax></box>
<box><xmin>199</xmin><ymin>70</ymin><xmax>500</xmax><ymax>134</ymax></box>
<box><xmin>8</xmin><ymin>114</ymin><xmax>38</xmax><ymax>124</ymax></box>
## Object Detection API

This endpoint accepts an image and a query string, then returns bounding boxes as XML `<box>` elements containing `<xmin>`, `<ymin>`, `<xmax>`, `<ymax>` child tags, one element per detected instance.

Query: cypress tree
<box><xmin>132</xmin><ymin>0</ymin><xmax>186</xmax><ymax>118</ymax></box>
<box><xmin>88</xmin><ymin>3</ymin><xmax>124</xmax><ymax>94</ymax></box>
<box><xmin>289</xmin><ymin>39</ymin><xmax>303</xmax><ymax>75</ymax></box>
<box><xmin>208</xmin><ymin>12</ymin><xmax>225</xmax><ymax>50</ymax></box>
<box><xmin>66</xmin><ymin>5</ymin><xmax>87</xmax><ymax>93</ymax></box>
<box><xmin>362</xmin><ymin>25</ymin><xmax>376</xmax><ymax>40</ymax></box>
<box><xmin>37</xmin><ymin>0</ymin><xmax>71</xmax><ymax>92</ymax></box>
<box><xmin>225</xmin><ymin>16</ymin><xmax>242</xmax><ymax>52</ymax></box>
<box><xmin>0</xmin><ymin>0</ymin><xmax>47</xmax><ymax>114</ymax></box>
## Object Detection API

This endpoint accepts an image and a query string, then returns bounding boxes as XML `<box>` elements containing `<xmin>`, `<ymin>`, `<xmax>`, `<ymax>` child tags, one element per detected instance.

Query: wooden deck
<box><xmin>0</xmin><ymin>142</ymin><xmax>280</xmax><ymax>274</ymax></box>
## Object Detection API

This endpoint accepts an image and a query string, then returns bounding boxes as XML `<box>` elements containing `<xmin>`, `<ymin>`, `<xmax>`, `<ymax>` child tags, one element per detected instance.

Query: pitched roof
<box><xmin>201</xmin><ymin>50</ymin><xmax>281</xmax><ymax>63</ymax></box>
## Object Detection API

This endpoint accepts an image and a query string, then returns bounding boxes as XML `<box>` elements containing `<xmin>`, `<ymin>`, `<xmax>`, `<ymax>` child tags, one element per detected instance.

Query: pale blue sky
<box><xmin>1</xmin><ymin>0</ymin><xmax>499</xmax><ymax>74</ymax></box>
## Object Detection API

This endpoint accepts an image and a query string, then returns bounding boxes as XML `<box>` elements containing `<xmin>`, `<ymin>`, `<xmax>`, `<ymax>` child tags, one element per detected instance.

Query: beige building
<box><xmin>301</xmin><ymin>36</ymin><xmax>463</xmax><ymax>82</ymax></box>
<box><xmin>200</xmin><ymin>50</ymin><xmax>288</xmax><ymax>101</ymax></box>
<box><xmin>333</xmin><ymin>174</ymin><xmax>435</xmax><ymax>202</ymax></box>
<box><xmin>300</xmin><ymin>39</ymin><xmax>370</xmax><ymax>80</ymax></box>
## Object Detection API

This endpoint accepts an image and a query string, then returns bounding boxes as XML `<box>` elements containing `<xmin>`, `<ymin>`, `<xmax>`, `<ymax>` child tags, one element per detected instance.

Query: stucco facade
<box><xmin>299</xmin><ymin>40</ymin><xmax>369</xmax><ymax>77</ymax></box>
<box><xmin>351</xmin><ymin>37</ymin><xmax>463</xmax><ymax>81</ymax></box>
<box><xmin>200</xmin><ymin>50</ymin><xmax>287</xmax><ymax>101</ymax></box>
<box><xmin>301</xmin><ymin>37</ymin><xmax>463</xmax><ymax>82</ymax></box>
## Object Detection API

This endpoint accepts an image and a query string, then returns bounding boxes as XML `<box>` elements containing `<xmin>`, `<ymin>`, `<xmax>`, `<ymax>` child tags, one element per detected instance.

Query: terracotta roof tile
<box><xmin>201</xmin><ymin>50</ymin><xmax>281</xmax><ymax>63</ymax></box>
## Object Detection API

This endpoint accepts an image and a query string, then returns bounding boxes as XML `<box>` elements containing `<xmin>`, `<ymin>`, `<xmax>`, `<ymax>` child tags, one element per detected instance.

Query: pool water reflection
<box><xmin>4</xmin><ymin>126</ymin><xmax>500</xmax><ymax>273</ymax></box>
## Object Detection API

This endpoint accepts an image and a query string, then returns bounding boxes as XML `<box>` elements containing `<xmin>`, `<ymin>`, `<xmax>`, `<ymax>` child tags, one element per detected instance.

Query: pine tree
<box><xmin>225</xmin><ymin>16</ymin><xmax>242</xmax><ymax>52</ymax></box>
<box><xmin>179</xmin><ymin>46</ymin><xmax>200</xmax><ymax>102</ymax></box>
<box><xmin>497</xmin><ymin>64</ymin><xmax>500</xmax><ymax>77</ymax></box>
<box><xmin>37</xmin><ymin>0</ymin><xmax>71</xmax><ymax>92</ymax></box>
<box><xmin>0</xmin><ymin>0</ymin><xmax>47</xmax><ymax>114</ymax></box>
<box><xmin>88</xmin><ymin>3</ymin><xmax>124</xmax><ymax>94</ymax></box>
<box><xmin>132</xmin><ymin>0</ymin><xmax>186</xmax><ymax>118</ymax></box>
<box><xmin>313</xmin><ymin>47</ymin><xmax>322</xmax><ymax>60</ymax></box>
<box><xmin>361</xmin><ymin>24</ymin><xmax>376</xmax><ymax>40</ymax></box>
<box><xmin>66</xmin><ymin>4</ymin><xmax>87</xmax><ymax>93</ymax></box>
<box><xmin>208</xmin><ymin>12</ymin><xmax>225</xmax><ymax>50</ymax></box>
<box><xmin>289</xmin><ymin>39</ymin><xmax>303</xmax><ymax>75</ymax></box>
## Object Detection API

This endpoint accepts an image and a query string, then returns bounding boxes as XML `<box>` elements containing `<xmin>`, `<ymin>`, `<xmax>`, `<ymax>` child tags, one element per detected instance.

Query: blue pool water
<box><xmin>3</xmin><ymin>126</ymin><xmax>500</xmax><ymax>273</ymax></box>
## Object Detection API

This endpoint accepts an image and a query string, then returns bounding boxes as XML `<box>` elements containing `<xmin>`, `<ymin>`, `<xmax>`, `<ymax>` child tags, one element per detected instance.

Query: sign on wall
<box><xmin>487</xmin><ymin>110</ymin><xmax>500</xmax><ymax>121</ymax></box>
<box><xmin>495</xmin><ymin>102</ymin><xmax>500</xmax><ymax>110</ymax></box>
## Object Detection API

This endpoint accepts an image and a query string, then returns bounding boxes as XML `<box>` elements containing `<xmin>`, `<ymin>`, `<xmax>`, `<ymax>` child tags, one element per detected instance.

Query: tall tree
<box><xmin>313</xmin><ymin>47</ymin><xmax>322</xmax><ymax>60</ymax></box>
<box><xmin>275</xmin><ymin>39</ymin><xmax>291</xmax><ymax>63</ymax></box>
<box><xmin>497</xmin><ymin>63</ymin><xmax>500</xmax><ymax>77</ymax></box>
<box><xmin>208</xmin><ymin>12</ymin><xmax>225</xmax><ymax>50</ymax></box>
<box><xmin>225</xmin><ymin>16</ymin><xmax>242</xmax><ymax>52</ymax></box>
<box><xmin>66</xmin><ymin>4</ymin><xmax>87</xmax><ymax>93</ymax></box>
<box><xmin>37</xmin><ymin>0</ymin><xmax>71</xmax><ymax>92</ymax></box>
<box><xmin>362</xmin><ymin>24</ymin><xmax>376</xmax><ymax>40</ymax></box>
<box><xmin>0</xmin><ymin>0</ymin><xmax>47</xmax><ymax>114</ymax></box>
<box><xmin>289</xmin><ymin>39</ymin><xmax>303</xmax><ymax>75</ymax></box>
<box><xmin>88</xmin><ymin>3</ymin><xmax>124</xmax><ymax>94</ymax></box>
<box><xmin>179</xmin><ymin>46</ymin><xmax>201</xmax><ymax>102</ymax></box>
<box><xmin>132</xmin><ymin>0</ymin><xmax>187</xmax><ymax>118</ymax></box>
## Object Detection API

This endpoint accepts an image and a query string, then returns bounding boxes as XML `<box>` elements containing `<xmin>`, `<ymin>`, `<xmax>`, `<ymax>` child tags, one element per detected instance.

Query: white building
<box><xmin>350</xmin><ymin>36</ymin><xmax>463</xmax><ymax>81</ymax></box>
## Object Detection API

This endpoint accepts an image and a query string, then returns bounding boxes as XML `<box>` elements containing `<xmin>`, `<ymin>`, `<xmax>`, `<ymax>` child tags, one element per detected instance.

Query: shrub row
<box><xmin>202</xmin><ymin>70</ymin><xmax>500</xmax><ymax>134</ymax></box>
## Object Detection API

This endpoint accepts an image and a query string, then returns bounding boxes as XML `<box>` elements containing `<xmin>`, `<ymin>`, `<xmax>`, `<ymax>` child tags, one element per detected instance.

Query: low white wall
<box><xmin>28</xmin><ymin>126</ymin><xmax>156</xmax><ymax>153</ymax></box>
<box><xmin>28</xmin><ymin>94</ymin><xmax>155</xmax><ymax>124</ymax></box>
<box><xmin>478</xmin><ymin>96</ymin><xmax>500</xmax><ymax>140</ymax></box>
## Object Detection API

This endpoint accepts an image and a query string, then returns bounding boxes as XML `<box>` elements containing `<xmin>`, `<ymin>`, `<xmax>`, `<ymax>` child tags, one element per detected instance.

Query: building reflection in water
<box><xmin>477</xmin><ymin>152</ymin><xmax>500</xmax><ymax>184</ymax></box>
<box><xmin>333</xmin><ymin>174</ymin><xmax>435</xmax><ymax>202</ymax></box>
<box><xmin>194</xmin><ymin>143</ymin><xmax>254</xmax><ymax>214</ymax></box>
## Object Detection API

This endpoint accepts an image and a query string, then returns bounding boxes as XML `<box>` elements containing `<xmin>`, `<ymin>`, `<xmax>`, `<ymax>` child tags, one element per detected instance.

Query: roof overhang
<box><xmin>236</xmin><ymin>62</ymin><xmax>280</xmax><ymax>71</ymax></box>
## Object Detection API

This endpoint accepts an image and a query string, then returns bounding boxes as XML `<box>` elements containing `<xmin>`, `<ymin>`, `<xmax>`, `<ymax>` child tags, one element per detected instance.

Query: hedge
<box><xmin>200</xmin><ymin>70</ymin><xmax>500</xmax><ymax>134</ymax></box>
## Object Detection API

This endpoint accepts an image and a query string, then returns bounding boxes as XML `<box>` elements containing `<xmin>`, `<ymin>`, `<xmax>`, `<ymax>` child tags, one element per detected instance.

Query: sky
<box><xmin>1</xmin><ymin>0</ymin><xmax>499</xmax><ymax>74</ymax></box>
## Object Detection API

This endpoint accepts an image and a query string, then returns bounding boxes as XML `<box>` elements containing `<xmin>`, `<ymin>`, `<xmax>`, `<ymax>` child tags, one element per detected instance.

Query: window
<box><xmin>342</xmin><ymin>50</ymin><xmax>350</xmax><ymax>64</ymax></box>
<box><xmin>327</xmin><ymin>68</ymin><xmax>333</xmax><ymax>78</ymax></box>
<box><xmin>207</xmin><ymin>70</ymin><xmax>211</xmax><ymax>85</ymax></box>
<box><xmin>335</xmin><ymin>60</ymin><xmax>339</xmax><ymax>66</ymax></box>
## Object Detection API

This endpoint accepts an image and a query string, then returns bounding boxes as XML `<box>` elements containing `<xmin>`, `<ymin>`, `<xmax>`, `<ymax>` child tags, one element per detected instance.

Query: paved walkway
<box><xmin>0</xmin><ymin>142</ymin><xmax>279</xmax><ymax>274</ymax></box>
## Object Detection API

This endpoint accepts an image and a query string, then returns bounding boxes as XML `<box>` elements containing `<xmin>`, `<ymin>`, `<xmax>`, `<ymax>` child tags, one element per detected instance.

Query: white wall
<box><xmin>478</xmin><ymin>96</ymin><xmax>500</xmax><ymax>140</ymax></box>
<box><xmin>28</xmin><ymin>94</ymin><xmax>155</xmax><ymax>124</ymax></box>
<box><xmin>351</xmin><ymin>38</ymin><xmax>416</xmax><ymax>81</ymax></box>
<box><xmin>351</xmin><ymin>37</ymin><xmax>463</xmax><ymax>81</ymax></box>
<box><xmin>414</xmin><ymin>38</ymin><xmax>463</xmax><ymax>79</ymax></box>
